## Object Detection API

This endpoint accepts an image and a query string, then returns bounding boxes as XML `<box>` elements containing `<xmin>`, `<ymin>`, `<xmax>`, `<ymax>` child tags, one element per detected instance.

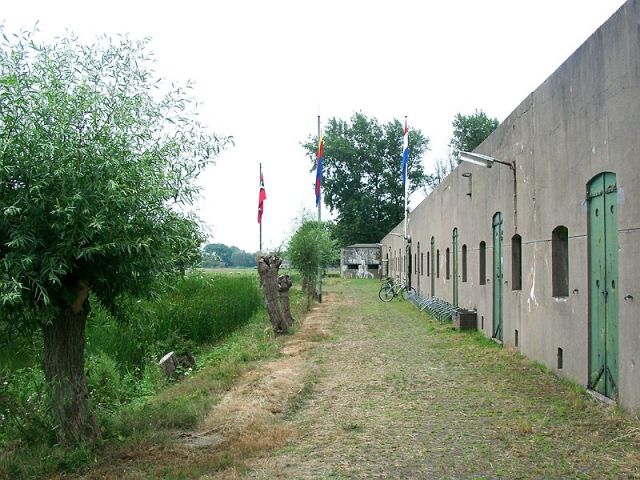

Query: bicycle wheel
<box><xmin>402</xmin><ymin>286</ymin><xmax>416</xmax><ymax>300</ymax></box>
<box><xmin>379</xmin><ymin>286</ymin><xmax>395</xmax><ymax>302</ymax></box>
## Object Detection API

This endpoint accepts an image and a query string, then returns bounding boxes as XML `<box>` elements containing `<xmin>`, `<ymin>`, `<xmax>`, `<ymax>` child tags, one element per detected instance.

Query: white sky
<box><xmin>2</xmin><ymin>0</ymin><xmax>627</xmax><ymax>252</ymax></box>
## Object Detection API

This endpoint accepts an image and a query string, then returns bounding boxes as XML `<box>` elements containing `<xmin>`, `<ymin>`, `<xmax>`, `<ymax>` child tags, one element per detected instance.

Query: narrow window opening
<box><xmin>557</xmin><ymin>348</ymin><xmax>563</xmax><ymax>369</ymax></box>
<box><xmin>414</xmin><ymin>253</ymin><xmax>417</xmax><ymax>274</ymax></box>
<box><xmin>479</xmin><ymin>241</ymin><xmax>486</xmax><ymax>285</ymax></box>
<box><xmin>552</xmin><ymin>226</ymin><xmax>569</xmax><ymax>297</ymax></box>
<box><xmin>446</xmin><ymin>248</ymin><xmax>450</xmax><ymax>280</ymax></box>
<box><xmin>420</xmin><ymin>252</ymin><xmax>424</xmax><ymax>275</ymax></box>
<box><xmin>512</xmin><ymin>234</ymin><xmax>522</xmax><ymax>291</ymax></box>
<box><xmin>437</xmin><ymin>250</ymin><xmax>440</xmax><ymax>278</ymax></box>
<box><xmin>515</xmin><ymin>329</ymin><xmax>519</xmax><ymax>347</ymax></box>
<box><xmin>427</xmin><ymin>252</ymin><xmax>430</xmax><ymax>276</ymax></box>
<box><xmin>462</xmin><ymin>244</ymin><xmax>468</xmax><ymax>282</ymax></box>
<box><xmin>481</xmin><ymin>315</ymin><xmax>484</xmax><ymax>330</ymax></box>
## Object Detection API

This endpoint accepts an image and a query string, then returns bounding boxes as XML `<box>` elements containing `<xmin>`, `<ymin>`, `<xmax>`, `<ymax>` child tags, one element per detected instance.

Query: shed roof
<box><xmin>344</xmin><ymin>243</ymin><xmax>381</xmax><ymax>249</ymax></box>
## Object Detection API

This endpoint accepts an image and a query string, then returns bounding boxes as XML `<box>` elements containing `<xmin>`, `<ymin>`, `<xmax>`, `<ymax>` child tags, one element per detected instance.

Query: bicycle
<box><xmin>378</xmin><ymin>276</ymin><xmax>416</xmax><ymax>302</ymax></box>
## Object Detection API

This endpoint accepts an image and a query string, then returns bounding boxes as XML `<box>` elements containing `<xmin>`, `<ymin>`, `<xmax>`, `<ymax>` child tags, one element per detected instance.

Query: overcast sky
<box><xmin>2</xmin><ymin>0</ymin><xmax>628</xmax><ymax>252</ymax></box>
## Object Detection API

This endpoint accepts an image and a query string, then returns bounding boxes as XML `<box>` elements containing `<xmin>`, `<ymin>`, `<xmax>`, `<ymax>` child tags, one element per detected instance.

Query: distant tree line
<box><xmin>201</xmin><ymin>243</ymin><xmax>256</xmax><ymax>268</ymax></box>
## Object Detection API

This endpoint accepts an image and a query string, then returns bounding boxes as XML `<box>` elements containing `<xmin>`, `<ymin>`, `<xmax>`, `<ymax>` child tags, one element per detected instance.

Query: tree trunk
<box><xmin>278</xmin><ymin>274</ymin><xmax>294</xmax><ymax>327</ymax></box>
<box><xmin>304</xmin><ymin>275</ymin><xmax>315</xmax><ymax>311</ymax></box>
<box><xmin>42</xmin><ymin>282</ymin><xmax>100</xmax><ymax>445</ymax></box>
<box><xmin>257</xmin><ymin>255</ymin><xmax>288</xmax><ymax>334</ymax></box>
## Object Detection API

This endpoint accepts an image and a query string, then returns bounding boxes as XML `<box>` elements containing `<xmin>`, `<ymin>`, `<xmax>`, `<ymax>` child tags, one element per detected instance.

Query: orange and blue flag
<box><xmin>402</xmin><ymin>118</ymin><xmax>409</xmax><ymax>186</ymax></box>
<box><xmin>315</xmin><ymin>135</ymin><xmax>324</xmax><ymax>206</ymax></box>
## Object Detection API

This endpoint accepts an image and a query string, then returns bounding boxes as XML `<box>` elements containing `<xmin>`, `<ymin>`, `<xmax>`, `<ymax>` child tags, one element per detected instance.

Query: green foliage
<box><xmin>287</xmin><ymin>215</ymin><xmax>337</xmax><ymax>304</ymax></box>
<box><xmin>449</xmin><ymin>109</ymin><xmax>499</xmax><ymax>160</ymax></box>
<box><xmin>0</xmin><ymin>367</ymin><xmax>54</xmax><ymax>446</ymax></box>
<box><xmin>85</xmin><ymin>351</ymin><xmax>138</xmax><ymax>409</ymax></box>
<box><xmin>85</xmin><ymin>272</ymin><xmax>262</xmax><ymax>371</ymax></box>
<box><xmin>201</xmin><ymin>243</ymin><xmax>256</xmax><ymax>268</ymax></box>
<box><xmin>426</xmin><ymin>109</ymin><xmax>499</xmax><ymax>191</ymax></box>
<box><xmin>0</xmin><ymin>30</ymin><xmax>230</xmax><ymax>324</ymax></box>
<box><xmin>301</xmin><ymin>112</ymin><xmax>429</xmax><ymax>246</ymax></box>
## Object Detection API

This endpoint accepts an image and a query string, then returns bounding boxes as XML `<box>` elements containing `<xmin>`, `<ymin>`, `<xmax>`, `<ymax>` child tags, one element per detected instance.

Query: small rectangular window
<box><xmin>446</xmin><ymin>248</ymin><xmax>450</xmax><ymax>280</ymax></box>
<box><xmin>479</xmin><ymin>241</ymin><xmax>486</xmax><ymax>285</ymax></box>
<box><xmin>512</xmin><ymin>235</ymin><xmax>522</xmax><ymax>291</ymax></box>
<box><xmin>462</xmin><ymin>244</ymin><xmax>468</xmax><ymax>282</ymax></box>
<box><xmin>552</xmin><ymin>226</ymin><xmax>569</xmax><ymax>297</ymax></box>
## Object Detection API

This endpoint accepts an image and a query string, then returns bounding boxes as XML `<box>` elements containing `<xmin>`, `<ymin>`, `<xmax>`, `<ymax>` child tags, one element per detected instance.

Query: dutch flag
<box><xmin>402</xmin><ymin>118</ymin><xmax>409</xmax><ymax>187</ymax></box>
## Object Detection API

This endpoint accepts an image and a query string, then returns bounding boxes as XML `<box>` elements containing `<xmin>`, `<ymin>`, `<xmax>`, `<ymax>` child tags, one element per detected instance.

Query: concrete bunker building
<box><xmin>340</xmin><ymin>243</ymin><xmax>382</xmax><ymax>279</ymax></box>
<box><xmin>382</xmin><ymin>0</ymin><xmax>639</xmax><ymax>410</ymax></box>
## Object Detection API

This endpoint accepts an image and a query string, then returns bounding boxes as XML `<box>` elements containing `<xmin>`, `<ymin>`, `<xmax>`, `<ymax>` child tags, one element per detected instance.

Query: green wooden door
<box><xmin>588</xmin><ymin>172</ymin><xmax>619</xmax><ymax>399</ymax></box>
<box><xmin>453</xmin><ymin>228</ymin><xmax>459</xmax><ymax>307</ymax></box>
<box><xmin>431</xmin><ymin>237</ymin><xmax>435</xmax><ymax>297</ymax></box>
<box><xmin>492</xmin><ymin>212</ymin><xmax>503</xmax><ymax>341</ymax></box>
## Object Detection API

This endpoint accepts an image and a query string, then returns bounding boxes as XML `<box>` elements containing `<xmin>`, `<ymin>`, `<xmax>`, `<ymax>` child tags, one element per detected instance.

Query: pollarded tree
<box><xmin>302</xmin><ymin>113</ymin><xmax>429</xmax><ymax>247</ymax></box>
<box><xmin>0</xmin><ymin>31</ymin><xmax>230</xmax><ymax>444</ymax></box>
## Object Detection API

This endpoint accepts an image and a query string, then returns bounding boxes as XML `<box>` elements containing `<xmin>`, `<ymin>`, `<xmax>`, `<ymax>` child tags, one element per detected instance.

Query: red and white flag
<box><xmin>257</xmin><ymin>171</ymin><xmax>266</xmax><ymax>224</ymax></box>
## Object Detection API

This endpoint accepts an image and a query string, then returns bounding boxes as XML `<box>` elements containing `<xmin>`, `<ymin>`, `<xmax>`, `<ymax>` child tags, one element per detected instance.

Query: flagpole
<box><xmin>317</xmin><ymin>115</ymin><xmax>322</xmax><ymax>303</ymax></box>
<box><xmin>404</xmin><ymin>116</ymin><xmax>408</xmax><ymax>283</ymax></box>
<box><xmin>259</xmin><ymin>163</ymin><xmax>263</xmax><ymax>253</ymax></box>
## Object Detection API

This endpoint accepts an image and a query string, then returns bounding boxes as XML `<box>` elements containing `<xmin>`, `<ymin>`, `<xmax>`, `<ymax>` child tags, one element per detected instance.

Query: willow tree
<box><xmin>0</xmin><ymin>31</ymin><xmax>230</xmax><ymax>444</ymax></box>
<box><xmin>287</xmin><ymin>218</ymin><xmax>336</xmax><ymax>310</ymax></box>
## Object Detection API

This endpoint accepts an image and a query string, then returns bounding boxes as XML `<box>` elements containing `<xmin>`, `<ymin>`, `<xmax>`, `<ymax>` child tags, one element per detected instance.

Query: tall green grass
<box><xmin>0</xmin><ymin>272</ymin><xmax>263</xmax><ymax>447</ymax></box>
<box><xmin>86</xmin><ymin>272</ymin><xmax>262</xmax><ymax>370</ymax></box>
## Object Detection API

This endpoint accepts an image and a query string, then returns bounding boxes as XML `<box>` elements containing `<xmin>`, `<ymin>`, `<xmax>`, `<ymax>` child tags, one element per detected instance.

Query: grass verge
<box><xmin>0</xmin><ymin>283</ymin><xmax>306</xmax><ymax>479</ymax></box>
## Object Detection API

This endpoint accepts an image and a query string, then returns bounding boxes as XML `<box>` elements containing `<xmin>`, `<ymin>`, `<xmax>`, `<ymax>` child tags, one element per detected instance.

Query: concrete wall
<box><xmin>341</xmin><ymin>246</ymin><xmax>382</xmax><ymax>278</ymax></box>
<box><xmin>382</xmin><ymin>0</ymin><xmax>640</xmax><ymax>410</ymax></box>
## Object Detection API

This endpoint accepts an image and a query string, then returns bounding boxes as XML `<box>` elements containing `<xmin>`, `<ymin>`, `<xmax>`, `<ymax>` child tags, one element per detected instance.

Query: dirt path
<box><xmin>208</xmin><ymin>279</ymin><xmax>639</xmax><ymax>479</ymax></box>
<box><xmin>171</xmin><ymin>288</ymin><xmax>337</xmax><ymax>478</ymax></box>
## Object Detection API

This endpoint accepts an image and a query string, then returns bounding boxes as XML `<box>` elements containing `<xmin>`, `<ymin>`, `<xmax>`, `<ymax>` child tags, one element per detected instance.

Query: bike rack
<box><xmin>412</xmin><ymin>294</ymin><xmax>462</xmax><ymax>324</ymax></box>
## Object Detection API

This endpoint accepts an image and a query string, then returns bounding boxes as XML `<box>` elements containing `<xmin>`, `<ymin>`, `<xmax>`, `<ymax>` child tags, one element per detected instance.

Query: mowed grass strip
<box><xmin>261</xmin><ymin>279</ymin><xmax>639</xmax><ymax>479</ymax></box>
<box><xmin>355</xmin><ymin>279</ymin><xmax>640</xmax><ymax>478</ymax></box>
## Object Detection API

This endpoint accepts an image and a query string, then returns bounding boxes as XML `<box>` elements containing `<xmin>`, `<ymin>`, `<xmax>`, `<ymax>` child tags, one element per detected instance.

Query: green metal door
<box><xmin>431</xmin><ymin>237</ymin><xmax>435</xmax><ymax>297</ymax></box>
<box><xmin>588</xmin><ymin>172</ymin><xmax>619</xmax><ymax>399</ymax></box>
<box><xmin>417</xmin><ymin>242</ymin><xmax>421</xmax><ymax>295</ymax></box>
<box><xmin>492</xmin><ymin>212</ymin><xmax>503</xmax><ymax>341</ymax></box>
<box><xmin>453</xmin><ymin>228</ymin><xmax>459</xmax><ymax>307</ymax></box>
